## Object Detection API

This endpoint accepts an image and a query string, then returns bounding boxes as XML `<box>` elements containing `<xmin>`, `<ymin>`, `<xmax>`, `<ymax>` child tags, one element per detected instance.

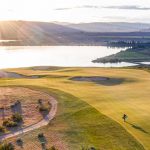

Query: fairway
<box><xmin>0</xmin><ymin>67</ymin><xmax>150</xmax><ymax>149</ymax></box>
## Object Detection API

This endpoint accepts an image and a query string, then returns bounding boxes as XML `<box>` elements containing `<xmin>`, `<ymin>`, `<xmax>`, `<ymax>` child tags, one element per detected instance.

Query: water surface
<box><xmin>0</xmin><ymin>46</ymin><xmax>136</xmax><ymax>69</ymax></box>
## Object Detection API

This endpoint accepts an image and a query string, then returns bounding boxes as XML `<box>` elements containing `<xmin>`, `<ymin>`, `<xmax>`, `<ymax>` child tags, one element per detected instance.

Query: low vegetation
<box><xmin>38</xmin><ymin>133</ymin><xmax>44</xmax><ymax>138</ymax></box>
<box><xmin>12</xmin><ymin>112</ymin><xmax>23</xmax><ymax>123</ymax></box>
<box><xmin>49</xmin><ymin>146</ymin><xmax>58</xmax><ymax>150</ymax></box>
<box><xmin>0</xmin><ymin>126</ymin><xmax>5</xmax><ymax>133</ymax></box>
<box><xmin>3</xmin><ymin>118</ymin><xmax>18</xmax><ymax>127</ymax></box>
<box><xmin>2</xmin><ymin>112</ymin><xmax>22</xmax><ymax>128</ymax></box>
<box><xmin>39</xmin><ymin>105</ymin><xmax>49</xmax><ymax>112</ymax></box>
<box><xmin>0</xmin><ymin>142</ymin><xmax>14</xmax><ymax>150</ymax></box>
<box><xmin>38</xmin><ymin>99</ymin><xmax>50</xmax><ymax>113</ymax></box>
<box><xmin>81</xmin><ymin>146</ymin><xmax>96</xmax><ymax>150</ymax></box>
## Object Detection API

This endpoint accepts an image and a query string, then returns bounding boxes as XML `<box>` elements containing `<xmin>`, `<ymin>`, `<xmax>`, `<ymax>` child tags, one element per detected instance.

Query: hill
<box><xmin>0</xmin><ymin>21</ymin><xmax>83</xmax><ymax>45</ymax></box>
<box><xmin>0</xmin><ymin>21</ymin><xmax>150</xmax><ymax>46</ymax></box>
<box><xmin>66</xmin><ymin>22</ymin><xmax>150</xmax><ymax>32</ymax></box>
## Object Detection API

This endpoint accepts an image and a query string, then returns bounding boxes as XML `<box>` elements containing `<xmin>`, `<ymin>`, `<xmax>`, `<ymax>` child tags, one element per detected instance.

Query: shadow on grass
<box><xmin>127</xmin><ymin>122</ymin><xmax>149</xmax><ymax>134</ymax></box>
<box><xmin>11</xmin><ymin>101</ymin><xmax>23</xmax><ymax>115</ymax></box>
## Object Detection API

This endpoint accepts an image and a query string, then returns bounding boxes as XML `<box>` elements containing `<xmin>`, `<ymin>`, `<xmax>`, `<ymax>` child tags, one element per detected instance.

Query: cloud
<box><xmin>55</xmin><ymin>8</ymin><xmax>71</xmax><ymax>10</ymax></box>
<box><xmin>55</xmin><ymin>5</ymin><xmax>150</xmax><ymax>11</ymax></box>
<box><xmin>54</xmin><ymin>5</ymin><xmax>100</xmax><ymax>11</ymax></box>
<box><xmin>8</xmin><ymin>9</ymin><xmax>14</xmax><ymax>12</ymax></box>
<box><xmin>104</xmin><ymin>16</ymin><xmax>127</xmax><ymax>20</ymax></box>
<box><xmin>81</xmin><ymin>5</ymin><xmax>99</xmax><ymax>9</ymax></box>
<box><xmin>104</xmin><ymin>5</ymin><xmax>150</xmax><ymax>10</ymax></box>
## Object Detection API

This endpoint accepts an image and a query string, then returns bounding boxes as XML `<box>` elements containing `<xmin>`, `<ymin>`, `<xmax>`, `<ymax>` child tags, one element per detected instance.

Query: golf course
<box><xmin>0</xmin><ymin>66</ymin><xmax>149</xmax><ymax>150</ymax></box>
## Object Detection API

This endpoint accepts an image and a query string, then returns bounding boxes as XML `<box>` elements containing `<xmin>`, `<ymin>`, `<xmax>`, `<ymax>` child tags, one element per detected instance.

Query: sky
<box><xmin>0</xmin><ymin>0</ymin><xmax>150</xmax><ymax>23</ymax></box>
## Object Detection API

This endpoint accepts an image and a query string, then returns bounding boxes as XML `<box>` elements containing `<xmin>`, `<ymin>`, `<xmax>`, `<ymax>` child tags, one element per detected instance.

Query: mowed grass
<box><xmin>0</xmin><ymin>67</ymin><xmax>149</xmax><ymax>149</ymax></box>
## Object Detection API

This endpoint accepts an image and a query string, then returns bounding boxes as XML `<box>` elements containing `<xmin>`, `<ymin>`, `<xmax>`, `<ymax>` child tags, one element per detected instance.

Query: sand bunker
<box><xmin>0</xmin><ymin>71</ymin><xmax>25</xmax><ymax>78</ymax></box>
<box><xmin>71</xmin><ymin>76</ymin><xmax>109</xmax><ymax>82</ymax></box>
<box><xmin>70</xmin><ymin>76</ymin><xmax>133</xmax><ymax>86</ymax></box>
<box><xmin>0</xmin><ymin>71</ymin><xmax>41</xmax><ymax>79</ymax></box>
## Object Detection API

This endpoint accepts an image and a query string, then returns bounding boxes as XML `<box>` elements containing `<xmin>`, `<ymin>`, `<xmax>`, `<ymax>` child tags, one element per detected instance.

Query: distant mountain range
<box><xmin>0</xmin><ymin>21</ymin><xmax>83</xmax><ymax>45</ymax></box>
<box><xmin>66</xmin><ymin>22</ymin><xmax>150</xmax><ymax>32</ymax></box>
<box><xmin>0</xmin><ymin>21</ymin><xmax>150</xmax><ymax>46</ymax></box>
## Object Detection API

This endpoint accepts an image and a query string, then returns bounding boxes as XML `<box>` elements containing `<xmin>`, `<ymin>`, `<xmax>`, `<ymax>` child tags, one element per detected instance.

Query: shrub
<box><xmin>0</xmin><ymin>107</ymin><xmax>4</xmax><ymax>110</ymax></box>
<box><xmin>39</xmin><ymin>105</ymin><xmax>49</xmax><ymax>112</ymax></box>
<box><xmin>0</xmin><ymin>126</ymin><xmax>5</xmax><ymax>133</ymax></box>
<box><xmin>16</xmin><ymin>138</ymin><xmax>22</xmax><ymax>143</ymax></box>
<box><xmin>38</xmin><ymin>133</ymin><xmax>44</xmax><ymax>138</ymax></box>
<box><xmin>10</xmin><ymin>104</ymin><xmax>15</xmax><ymax>108</ymax></box>
<box><xmin>16</xmin><ymin>100</ymin><xmax>21</xmax><ymax>104</ymax></box>
<box><xmin>12</xmin><ymin>113</ymin><xmax>23</xmax><ymax>122</ymax></box>
<box><xmin>38</xmin><ymin>99</ymin><xmax>42</xmax><ymax>104</ymax></box>
<box><xmin>0</xmin><ymin>142</ymin><xmax>14</xmax><ymax>150</ymax></box>
<box><xmin>49</xmin><ymin>146</ymin><xmax>58</xmax><ymax>150</ymax></box>
<box><xmin>81</xmin><ymin>146</ymin><xmax>96</xmax><ymax>150</ymax></box>
<box><xmin>3</xmin><ymin>119</ymin><xmax>18</xmax><ymax>127</ymax></box>
<box><xmin>16</xmin><ymin>138</ymin><xmax>23</xmax><ymax>146</ymax></box>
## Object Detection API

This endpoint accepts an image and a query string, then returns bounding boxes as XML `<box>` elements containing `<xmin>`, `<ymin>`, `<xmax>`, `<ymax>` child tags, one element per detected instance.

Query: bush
<box><xmin>38</xmin><ymin>99</ymin><xmax>42</xmax><ymax>104</ymax></box>
<box><xmin>0</xmin><ymin>126</ymin><xmax>5</xmax><ymax>132</ymax></box>
<box><xmin>0</xmin><ymin>142</ymin><xmax>14</xmax><ymax>150</ymax></box>
<box><xmin>16</xmin><ymin>138</ymin><xmax>22</xmax><ymax>143</ymax></box>
<box><xmin>3</xmin><ymin>119</ymin><xmax>18</xmax><ymax>127</ymax></box>
<box><xmin>16</xmin><ymin>138</ymin><xmax>23</xmax><ymax>146</ymax></box>
<box><xmin>49</xmin><ymin>146</ymin><xmax>58</xmax><ymax>150</ymax></box>
<box><xmin>12</xmin><ymin>113</ymin><xmax>23</xmax><ymax>122</ymax></box>
<box><xmin>0</xmin><ymin>126</ymin><xmax>5</xmax><ymax>133</ymax></box>
<box><xmin>38</xmin><ymin>133</ymin><xmax>44</xmax><ymax>138</ymax></box>
<box><xmin>81</xmin><ymin>146</ymin><xmax>96</xmax><ymax>150</ymax></box>
<box><xmin>39</xmin><ymin>105</ymin><xmax>49</xmax><ymax>112</ymax></box>
<box><xmin>16</xmin><ymin>100</ymin><xmax>21</xmax><ymax>104</ymax></box>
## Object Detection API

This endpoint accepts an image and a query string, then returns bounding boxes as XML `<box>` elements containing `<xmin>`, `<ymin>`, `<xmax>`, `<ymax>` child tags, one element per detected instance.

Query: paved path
<box><xmin>0</xmin><ymin>96</ymin><xmax>57</xmax><ymax>141</ymax></box>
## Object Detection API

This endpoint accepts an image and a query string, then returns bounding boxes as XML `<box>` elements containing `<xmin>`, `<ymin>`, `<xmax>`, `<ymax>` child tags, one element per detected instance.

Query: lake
<box><xmin>0</xmin><ymin>46</ymin><xmax>136</xmax><ymax>69</ymax></box>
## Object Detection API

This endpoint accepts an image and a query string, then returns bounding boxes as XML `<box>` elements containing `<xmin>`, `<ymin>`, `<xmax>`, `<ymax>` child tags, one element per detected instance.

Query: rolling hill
<box><xmin>66</xmin><ymin>22</ymin><xmax>150</xmax><ymax>32</ymax></box>
<box><xmin>0</xmin><ymin>21</ymin><xmax>150</xmax><ymax>46</ymax></box>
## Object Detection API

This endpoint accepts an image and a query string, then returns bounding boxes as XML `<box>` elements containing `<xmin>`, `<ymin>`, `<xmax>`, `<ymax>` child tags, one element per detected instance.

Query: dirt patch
<box><xmin>70</xmin><ymin>76</ymin><xmax>134</xmax><ymax>86</ymax></box>
<box><xmin>0</xmin><ymin>87</ymin><xmax>53</xmax><ymax>127</ymax></box>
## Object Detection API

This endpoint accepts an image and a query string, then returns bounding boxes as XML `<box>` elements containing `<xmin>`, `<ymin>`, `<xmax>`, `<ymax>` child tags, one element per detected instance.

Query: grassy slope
<box><xmin>6</xmin><ymin>67</ymin><xmax>150</xmax><ymax>150</ymax></box>
<box><xmin>0</xmin><ymin>71</ymin><xmax>145</xmax><ymax>149</ymax></box>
